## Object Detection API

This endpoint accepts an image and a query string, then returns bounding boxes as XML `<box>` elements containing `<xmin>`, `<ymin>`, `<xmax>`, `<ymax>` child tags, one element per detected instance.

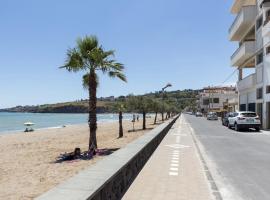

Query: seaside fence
<box><xmin>36</xmin><ymin>115</ymin><xmax>179</xmax><ymax>200</ymax></box>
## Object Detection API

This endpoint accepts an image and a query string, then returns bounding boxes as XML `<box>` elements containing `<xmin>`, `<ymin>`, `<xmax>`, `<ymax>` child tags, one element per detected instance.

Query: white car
<box><xmin>228</xmin><ymin>111</ymin><xmax>261</xmax><ymax>132</ymax></box>
<box><xmin>196</xmin><ymin>112</ymin><xmax>203</xmax><ymax>117</ymax></box>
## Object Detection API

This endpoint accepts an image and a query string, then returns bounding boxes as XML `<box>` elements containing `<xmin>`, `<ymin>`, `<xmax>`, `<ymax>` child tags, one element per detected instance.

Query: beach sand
<box><xmin>0</xmin><ymin>116</ymin><xmax>163</xmax><ymax>200</ymax></box>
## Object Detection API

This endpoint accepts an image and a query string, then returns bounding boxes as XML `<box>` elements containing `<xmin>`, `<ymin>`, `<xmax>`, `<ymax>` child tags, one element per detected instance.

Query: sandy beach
<box><xmin>0</xmin><ymin>116</ymin><xmax>163</xmax><ymax>200</ymax></box>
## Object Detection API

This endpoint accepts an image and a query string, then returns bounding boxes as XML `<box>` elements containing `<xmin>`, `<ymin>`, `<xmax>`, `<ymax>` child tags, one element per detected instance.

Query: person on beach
<box><xmin>137</xmin><ymin>115</ymin><xmax>139</xmax><ymax>121</ymax></box>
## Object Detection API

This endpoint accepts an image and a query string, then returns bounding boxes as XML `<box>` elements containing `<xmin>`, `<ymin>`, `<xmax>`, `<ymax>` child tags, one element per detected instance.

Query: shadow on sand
<box><xmin>54</xmin><ymin>148</ymin><xmax>119</xmax><ymax>163</ymax></box>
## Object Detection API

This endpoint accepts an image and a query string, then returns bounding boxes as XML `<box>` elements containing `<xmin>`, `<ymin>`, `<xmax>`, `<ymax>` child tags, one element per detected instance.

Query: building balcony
<box><xmin>231</xmin><ymin>0</ymin><xmax>256</xmax><ymax>14</ymax></box>
<box><xmin>237</xmin><ymin>73</ymin><xmax>255</xmax><ymax>91</ymax></box>
<box><xmin>262</xmin><ymin>18</ymin><xmax>270</xmax><ymax>37</ymax></box>
<box><xmin>229</xmin><ymin>5</ymin><xmax>256</xmax><ymax>41</ymax></box>
<box><xmin>231</xmin><ymin>41</ymin><xmax>255</xmax><ymax>67</ymax></box>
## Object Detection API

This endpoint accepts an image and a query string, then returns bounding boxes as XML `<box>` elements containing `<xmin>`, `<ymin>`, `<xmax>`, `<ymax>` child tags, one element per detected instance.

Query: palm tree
<box><xmin>127</xmin><ymin>96</ymin><xmax>153</xmax><ymax>130</ymax></box>
<box><xmin>152</xmin><ymin>99</ymin><xmax>162</xmax><ymax>124</ymax></box>
<box><xmin>113</xmin><ymin>102</ymin><xmax>126</xmax><ymax>138</ymax></box>
<box><xmin>61</xmin><ymin>35</ymin><xmax>127</xmax><ymax>151</ymax></box>
<box><xmin>164</xmin><ymin>103</ymin><xmax>169</xmax><ymax>120</ymax></box>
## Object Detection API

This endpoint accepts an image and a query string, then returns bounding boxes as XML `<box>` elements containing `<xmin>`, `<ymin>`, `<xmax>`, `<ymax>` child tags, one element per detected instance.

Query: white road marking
<box><xmin>165</xmin><ymin>144</ymin><xmax>191</xmax><ymax>149</ymax></box>
<box><xmin>176</xmin><ymin>136</ymin><xmax>181</xmax><ymax>143</ymax></box>
<box><xmin>168</xmin><ymin>124</ymin><xmax>184</xmax><ymax>177</ymax></box>
<box><xmin>172</xmin><ymin>134</ymin><xmax>187</xmax><ymax>136</ymax></box>
<box><xmin>169</xmin><ymin>172</ymin><xmax>178</xmax><ymax>176</ymax></box>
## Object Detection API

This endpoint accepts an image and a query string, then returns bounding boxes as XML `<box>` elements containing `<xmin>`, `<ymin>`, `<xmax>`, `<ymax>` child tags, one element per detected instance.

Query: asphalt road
<box><xmin>184</xmin><ymin>114</ymin><xmax>270</xmax><ymax>200</ymax></box>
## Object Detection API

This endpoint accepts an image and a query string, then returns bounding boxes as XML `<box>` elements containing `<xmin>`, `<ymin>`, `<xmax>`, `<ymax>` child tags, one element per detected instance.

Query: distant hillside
<box><xmin>0</xmin><ymin>89</ymin><xmax>200</xmax><ymax>113</ymax></box>
<box><xmin>0</xmin><ymin>101</ymin><xmax>113</xmax><ymax>113</ymax></box>
<box><xmin>140</xmin><ymin>89</ymin><xmax>200</xmax><ymax>111</ymax></box>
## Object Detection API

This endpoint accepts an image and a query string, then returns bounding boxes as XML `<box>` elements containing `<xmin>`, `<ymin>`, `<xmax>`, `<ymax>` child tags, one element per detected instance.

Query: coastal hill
<box><xmin>0</xmin><ymin>101</ymin><xmax>112</xmax><ymax>113</ymax></box>
<box><xmin>0</xmin><ymin>89</ymin><xmax>200</xmax><ymax>113</ymax></box>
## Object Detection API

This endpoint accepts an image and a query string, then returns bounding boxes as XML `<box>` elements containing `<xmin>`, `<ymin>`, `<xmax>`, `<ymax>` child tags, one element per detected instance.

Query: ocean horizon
<box><xmin>0</xmin><ymin>112</ymin><xmax>142</xmax><ymax>134</ymax></box>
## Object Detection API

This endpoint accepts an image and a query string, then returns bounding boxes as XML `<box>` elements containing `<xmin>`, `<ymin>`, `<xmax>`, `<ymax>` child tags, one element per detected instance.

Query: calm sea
<box><xmin>0</xmin><ymin>112</ymin><xmax>139</xmax><ymax>134</ymax></box>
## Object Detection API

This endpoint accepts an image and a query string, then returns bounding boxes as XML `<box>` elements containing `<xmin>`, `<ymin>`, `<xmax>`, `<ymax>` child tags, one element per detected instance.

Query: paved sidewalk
<box><xmin>122</xmin><ymin>116</ymin><xmax>213</xmax><ymax>200</ymax></box>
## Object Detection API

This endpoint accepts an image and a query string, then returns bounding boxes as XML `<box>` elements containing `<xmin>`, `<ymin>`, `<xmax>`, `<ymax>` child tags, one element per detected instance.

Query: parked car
<box><xmin>228</xmin><ymin>111</ymin><xmax>261</xmax><ymax>132</ymax></box>
<box><xmin>222</xmin><ymin>112</ymin><xmax>234</xmax><ymax>127</ymax></box>
<box><xmin>207</xmin><ymin>112</ymin><xmax>218</xmax><ymax>120</ymax></box>
<box><xmin>196</xmin><ymin>112</ymin><xmax>203</xmax><ymax>117</ymax></box>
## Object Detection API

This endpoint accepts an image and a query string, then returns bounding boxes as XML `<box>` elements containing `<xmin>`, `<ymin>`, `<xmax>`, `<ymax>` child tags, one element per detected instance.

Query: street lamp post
<box><xmin>162</xmin><ymin>83</ymin><xmax>172</xmax><ymax>121</ymax></box>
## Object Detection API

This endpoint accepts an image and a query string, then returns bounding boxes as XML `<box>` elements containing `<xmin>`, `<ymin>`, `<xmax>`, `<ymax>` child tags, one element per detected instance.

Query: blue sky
<box><xmin>0</xmin><ymin>0</ymin><xmax>239</xmax><ymax>108</ymax></box>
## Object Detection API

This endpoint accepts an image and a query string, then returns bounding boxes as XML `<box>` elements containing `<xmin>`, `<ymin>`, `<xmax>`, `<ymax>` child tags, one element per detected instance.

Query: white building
<box><xmin>229</xmin><ymin>0</ymin><xmax>270</xmax><ymax>129</ymax></box>
<box><xmin>198</xmin><ymin>86</ymin><xmax>238</xmax><ymax>113</ymax></box>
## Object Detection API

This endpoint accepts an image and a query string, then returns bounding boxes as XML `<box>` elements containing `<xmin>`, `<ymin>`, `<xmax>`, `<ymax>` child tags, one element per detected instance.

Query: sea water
<box><xmin>0</xmin><ymin>112</ymin><xmax>140</xmax><ymax>134</ymax></box>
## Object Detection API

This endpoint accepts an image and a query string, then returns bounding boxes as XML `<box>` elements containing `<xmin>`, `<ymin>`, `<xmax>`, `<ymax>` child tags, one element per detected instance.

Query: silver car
<box><xmin>207</xmin><ymin>112</ymin><xmax>218</xmax><ymax>120</ymax></box>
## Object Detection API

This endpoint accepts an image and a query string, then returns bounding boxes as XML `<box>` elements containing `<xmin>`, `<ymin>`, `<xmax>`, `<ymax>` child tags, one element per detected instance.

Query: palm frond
<box><xmin>111</xmin><ymin>62</ymin><xmax>125</xmax><ymax>71</ymax></box>
<box><xmin>60</xmin><ymin>48</ymin><xmax>85</xmax><ymax>72</ymax></box>
<box><xmin>108</xmin><ymin>71</ymin><xmax>127</xmax><ymax>82</ymax></box>
<box><xmin>61</xmin><ymin>35</ymin><xmax>127</xmax><ymax>90</ymax></box>
<box><xmin>102</xmin><ymin>49</ymin><xmax>115</xmax><ymax>58</ymax></box>
<box><xmin>77</xmin><ymin>35</ymin><xmax>99</xmax><ymax>60</ymax></box>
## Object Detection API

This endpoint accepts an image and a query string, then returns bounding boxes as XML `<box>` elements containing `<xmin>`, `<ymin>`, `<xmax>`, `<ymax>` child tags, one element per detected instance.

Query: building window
<box><xmin>213</xmin><ymin>98</ymin><xmax>219</xmax><ymax>103</ymax></box>
<box><xmin>257</xmin><ymin>87</ymin><xmax>263</xmax><ymax>99</ymax></box>
<box><xmin>248</xmin><ymin>103</ymin><xmax>256</xmax><ymax>112</ymax></box>
<box><xmin>256</xmin><ymin>52</ymin><xmax>263</xmax><ymax>65</ymax></box>
<box><xmin>266</xmin><ymin>85</ymin><xmax>270</xmax><ymax>93</ymax></box>
<box><xmin>240</xmin><ymin>104</ymin><xmax>246</xmax><ymax>111</ymax></box>
<box><xmin>266</xmin><ymin>46</ymin><xmax>270</xmax><ymax>55</ymax></box>
<box><xmin>265</xmin><ymin>10</ymin><xmax>270</xmax><ymax>25</ymax></box>
<box><xmin>203</xmin><ymin>99</ymin><xmax>209</xmax><ymax>105</ymax></box>
<box><xmin>257</xmin><ymin>16</ymin><xmax>263</xmax><ymax>30</ymax></box>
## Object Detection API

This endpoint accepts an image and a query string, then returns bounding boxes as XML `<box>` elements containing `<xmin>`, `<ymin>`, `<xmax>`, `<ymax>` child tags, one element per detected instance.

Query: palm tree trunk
<box><xmin>119</xmin><ymin>111</ymin><xmax>123</xmax><ymax>138</ymax></box>
<box><xmin>154</xmin><ymin>112</ymin><xmax>157</xmax><ymax>124</ymax></box>
<box><xmin>143</xmin><ymin>111</ymin><xmax>146</xmax><ymax>130</ymax></box>
<box><xmin>88</xmin><ymin>70</ymin><xmax>97</xmax><ymax>151</ymax></box>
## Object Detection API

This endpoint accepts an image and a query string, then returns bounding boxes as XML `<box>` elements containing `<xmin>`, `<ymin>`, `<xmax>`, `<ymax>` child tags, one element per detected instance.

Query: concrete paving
<box><xmin>184</xmin><ymin>114</ymin><xmax>270</xmax><ymax>200</ymax></box>
<box><xmin>122</xmin><ymin>116</ymin><xmax>213</xmax><ymax>200</ymax></box>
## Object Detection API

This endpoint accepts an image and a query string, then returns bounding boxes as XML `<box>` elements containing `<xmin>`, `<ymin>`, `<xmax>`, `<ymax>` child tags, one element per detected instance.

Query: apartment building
<box><xmin>197</xmin><ymin>86</ymin><xmax>238</xmax><ymax>114</ymax></box>
<box><xmin>229</xmin><ymin>0</ymin><xmax>270</xmax><ymax>129</ymax></box>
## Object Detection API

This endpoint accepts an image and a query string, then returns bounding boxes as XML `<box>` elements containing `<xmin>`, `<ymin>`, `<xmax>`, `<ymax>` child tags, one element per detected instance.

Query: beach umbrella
<box><xmin>24</xmin><ymin>122</ymin><xmax>35</xmax><ymax>126</ymax></box>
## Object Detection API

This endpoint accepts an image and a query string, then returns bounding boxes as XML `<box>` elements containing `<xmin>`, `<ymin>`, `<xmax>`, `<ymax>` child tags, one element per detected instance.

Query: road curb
<box><xmin>182</xmin><ymin>116</ymin><xmax>223</xmax><ymax>200</ymax></box>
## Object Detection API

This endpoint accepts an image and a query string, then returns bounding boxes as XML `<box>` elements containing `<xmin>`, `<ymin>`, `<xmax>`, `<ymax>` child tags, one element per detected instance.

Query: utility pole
<box><xmin>208</xmin><ymin>86</ymin><xmax>211</xmax><ymax>113</ymax></box>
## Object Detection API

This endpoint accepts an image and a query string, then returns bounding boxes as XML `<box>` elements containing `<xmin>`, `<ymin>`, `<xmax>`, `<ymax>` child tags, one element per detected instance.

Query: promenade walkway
<box><xmin>122</xmin><ymin>116</ymin><xmax>213</xmax><ymax>200</ymax></box>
